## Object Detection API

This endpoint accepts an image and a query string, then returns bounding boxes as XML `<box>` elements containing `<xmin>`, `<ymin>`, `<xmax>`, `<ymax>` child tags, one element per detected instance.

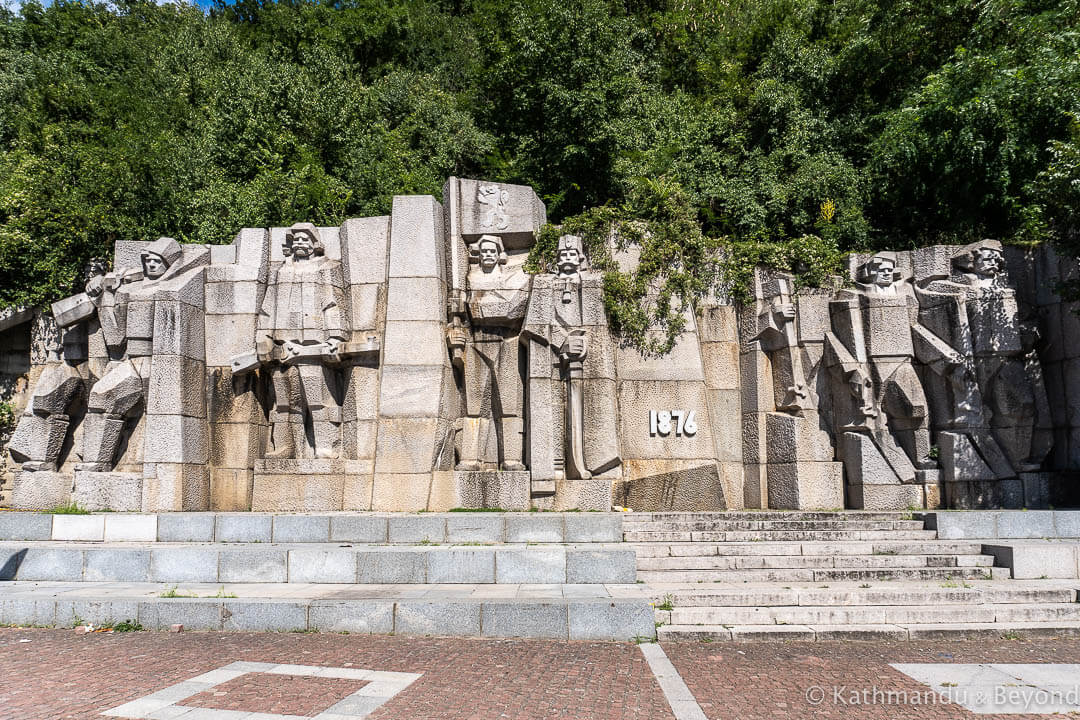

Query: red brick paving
<box><xmin>183</xmin><ymin>673</ymin><xmax>367</xmax><ymax>716</ymax></box>
<box><xmin>663</xmin><ymin>638</ymin><xmax>1080</xmax><ymax>720</ymax></box>
<box><xmin>0</xmin><ymin>628</ymin><xmax>672</xmax><ymax>719</ymax></box>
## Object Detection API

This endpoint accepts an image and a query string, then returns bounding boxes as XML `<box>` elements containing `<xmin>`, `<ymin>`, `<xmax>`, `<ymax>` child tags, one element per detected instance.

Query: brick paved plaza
<box><xmin>3</xmin><ymin>628</ymin><xmax>1080</xmax><ymax>719</ymax></box>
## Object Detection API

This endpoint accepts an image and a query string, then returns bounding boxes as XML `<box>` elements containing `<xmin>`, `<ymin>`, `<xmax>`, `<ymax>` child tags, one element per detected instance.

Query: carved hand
<box><xmin>775</xmin><ymin>302</ymin><xmax>796</xmax><ymax>321</ymax></box>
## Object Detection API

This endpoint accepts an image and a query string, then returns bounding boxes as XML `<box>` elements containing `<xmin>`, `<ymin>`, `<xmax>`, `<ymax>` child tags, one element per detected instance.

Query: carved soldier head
<box><xmin>140</xmin><ymin>237</ymin><xmax>182</xmax><ymax>279</ymax></box>
<box><xmin>857</xmin><ymin>253</ymin><xmax>901</xmax><ymax>292</ymax></box>
<box><xmin>954</xmin><ymin>239</ymin><xmax>1005</xmax><ymax>279</ymax></box>
<box><xmin>471</xmin><ymin>234</ymin><xmax>508</xmax><ymax>273</ymax></box>
<box><xmin>283</xmin><ymin>223</ymin><xmax>323</xmax><ymax>260</ymax></box>
<box><xmin>556</xmin><ymin>235</ymin><xmax>585</xmax><ymax>278</ymax></box>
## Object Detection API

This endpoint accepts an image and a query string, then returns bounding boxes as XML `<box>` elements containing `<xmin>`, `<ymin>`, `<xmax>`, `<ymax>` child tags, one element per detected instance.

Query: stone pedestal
<box><xmin>442</xmin><ymin>470</ymin><xmax>531</xmax><ymax>510</ymax></box>
<box><xmin>764</xmin><ymin>412</ymin><xmax>844</xmax><ymax>509</ymax></box>
<box><xmin>252</xmin><ymin>459</ymin><xmax>372</xmax><ymax>511</ymax></box>
<box><xmin>73</xmin><ymin>470</ymin><xmax>143</xmax><ymax>511</ymax></box>
<box><xmin>616</xmin><ymin>462</ymin><xmax>726</xmax><ymax>511</ymax></box>
<box><xmin>11</xmin><ymin>471</ymin><xmax>72</xmax><ymax>510</ymax></box>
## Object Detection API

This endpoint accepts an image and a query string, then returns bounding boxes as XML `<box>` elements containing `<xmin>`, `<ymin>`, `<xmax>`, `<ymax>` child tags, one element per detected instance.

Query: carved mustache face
<box><xmin>973</xmin><ymin>249</ymin><xmax>1003</xmax><ymax>277</ymax></box>
<box><xmin>290</xmin><ymin>234</ymin><xmax>315</xmax><ymax>258</ymax></box>
<box><xmin>557</xmin><ymin>248</ymin><xmax>582</xmax><ymax>275</ymax></box>
<box><xmin>479</xmin><ymin>242</ymin><xmax>499</xmax><ymax>271</ymax></box>
<box><xmin>873</xmin><ymin>262</ymin><xmax>896</xmax><ymax>287</ymax></box>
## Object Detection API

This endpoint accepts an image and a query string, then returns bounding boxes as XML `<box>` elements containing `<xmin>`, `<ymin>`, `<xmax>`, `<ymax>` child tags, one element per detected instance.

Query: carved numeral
<box><xmin>649</xmin><ymin>409</ymin><xmax>698</xmax><ymax>437</ymax></box>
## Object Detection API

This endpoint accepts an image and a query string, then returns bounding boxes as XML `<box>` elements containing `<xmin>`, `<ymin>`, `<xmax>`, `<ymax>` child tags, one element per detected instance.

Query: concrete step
<box><xmin>637</xmin><ymin>554</ymin><xmax>993</xmax><ymax>571</ymax></box>
<box><xmin>0</xmin><ymin>542</ymin><xmax>637</xmax><ymax>585</ymax></box>
<box><xmin>656</xmin><ymin>621</ymin><xmax>1080</xmax><ymax>642</ymax></box>
<box><xmin>653</xmin><ymin>585</ymin><xmax>1077</xmax><ymax>608</ymax></box>
<box><xmin>623</xmin><ymin>530</ymin><xmax>938</xmax><ymax>542</ymax></box>
<box><xmin>637</xmin><ymin>566</ymin><xmax>999</xmax><ymax>583</ymax></box>
<box><xmin>0</xmin><ymin>511</ymin><xmax>623</xmax><ymax>544</ymax></box>
<box><xmin>628</xmin><ymin>512</ymin><xmax>912</xmax><ymax>521</ymax></box>
<box><xmin>662</xmin><ymin>602</ymin><xmax>1080</xmax><ymax>627</ymax></box>
<box><xmin>631</xmin><ymin>540</ymin><xmax>987</xmax><ymax>557</ymax></box>
<box><xmin>624</xmin><ymin>520</ymin><xmax>926</xmax><ymax>532</ymax></box>
<box><xmin>0</xmin><ymin>581</ymin><xmax>655</xmax><ymax>640</ymax></box>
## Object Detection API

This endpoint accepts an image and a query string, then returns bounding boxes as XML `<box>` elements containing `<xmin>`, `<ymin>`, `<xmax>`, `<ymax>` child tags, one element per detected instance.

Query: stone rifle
<box><xmin>230</xmin><ymin>336</ymin><xmax>379</xmax><ymax>374</ymax></box>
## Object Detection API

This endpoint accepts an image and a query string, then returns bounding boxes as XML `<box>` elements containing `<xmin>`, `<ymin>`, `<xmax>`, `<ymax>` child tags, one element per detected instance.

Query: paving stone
<box><xmin>288</xmin><ymin>549</ymin><xmax>357</xmax><ymax>583</ymax></box>
<box><xmin>426</xmin><ymin>549</ymin><xmax>495</xmax><ymax>583</ymax></box>
<box><xmin>445</xmin><ymin>514</ymin><xmax>504</xmax><ymax>543</ymax></box>
<box><xmin>356</xmin><ymin>549</ymin><xmax>427</xmax><ymax>583</ymax></box>
<box><xmin>222</xmin><ymin>601</ymin><xmax>308</xmax><ymax>632</ymax></box>
<box><xmin>218</xmin><ymin>549</ymin><xmax>287</xmax><ymax>583</ymax></box>
<box><xmin>565</xmin><ymin>548</ymin><xmax>637</xmax><ymax>583</ymax></box>
<box><xmin>505</xmin><ymin>515</ymin><xmax>563</xmax><ymax>543</ymax></box>
<box><xmin>563</xmin><ymin>513</ymin><xmax>622</xmax><ymax>543</ymax></box>
<box><xmin>157</xmin><ymin>514</ymin><xmax>215</xmax><ymax>542</ymax></box>
<box><xmin>273</xmin><ymin>515</ymin><xmax>330</xmax><ymax>543</ymax></box>
<box><xmin>494</xmin><ymin>548</ymin><xmax>566</xmax><ymax>583</ymax></box>
<box><xmin>567</xmin><ymin>601</ymin><xmax>654</xmax><ymax>641</ymax></box>
<box><xmin>481</xmin><ymin>602</ymin><xmax>568</xmax><ymax>639</ymax></box>
<box><xmin>0</xmin><ymin>513</ymin><xmax>51</xmax><ymax>541</ymax></box>
<box><xmin>84</xmin><ymin>549</ymin><xmax>151</xmax><ymax>582</ymax></box>
<box><xmin>309</xmin><ymin>602</ymin><xmax>395</xmax><ymax>634</ymax></box>
<box><xmin>388</xmin><ymin>515</ymin><xmax>446</xmax><ymax>543</ymax></box>
<box><xmin>395</xmin><ymin>601</ymin><xmax>481</xmax><ymax>636</ymax></box>
<box><xmin>216</xmin><ymin>515</ymin><xmax>272</xmax><ymax>543</ymax></box>
<box><xmin>330</xmin><ymin>515</ymin><xmax>388</xmax><ymax>543</ymax></box>
<box><xmin>150</xmin><ymin>547</ymin><xmax>220</xmax><ymax>583</ymax></box>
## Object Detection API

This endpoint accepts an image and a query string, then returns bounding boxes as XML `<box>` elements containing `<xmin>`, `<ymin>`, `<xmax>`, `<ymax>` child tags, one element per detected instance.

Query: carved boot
<box><xmin>500</xmin><ymin>416</ymin><xmax>526</xmax><ymax>471</ymax></box>
<box><xmin>77</xmin><ymin>412</ymin><xmax>125</xmax><ymax>471</ymax></box>
<box><xmin>313</xmin><ymin>420</ymin><xmax>341</xmax><ymax>459</ymax></box>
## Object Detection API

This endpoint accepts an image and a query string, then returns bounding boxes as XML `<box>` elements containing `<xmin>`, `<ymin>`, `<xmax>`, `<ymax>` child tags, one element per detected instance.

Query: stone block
<box><xmin>356</xmin><ymin>549</ymin><xmax>427</xmax><ymax>583</ymax></box>
<box><xmin>701</xmin><ymin>341</ymin><xmax>741</xmax><ymax>390</ymax></box>
<box><xmin>620</xmin><ymin>460</ymin><xmax>727</xmax><ymax>511</ymax></box>
<box><xmin>494</xmin><ymin>548</ymin><xmax>566</xmax><ymax>583</ymax></box>
<box><xmin>1054</xmin><ymin>511</ymin><xmax>1080</xmax><ymax>538</ymax></box>
<box><xmin>209</xmin><ymin>243</ymin><xmax>236</xmax><ymax>264</ymax></box>
<box><xmin>72</xmin><ymin>471</ymin><xmax>143</xmax><ymax>512</ymax></box>
<box><xmin>395</xmin><ymin>601</ymin><xmax>480</xmax><ymax>636</ymax></box>
<box><xmin>208</xmin><ymin>423</ymin><xmax>260</xmax><ymax>468</ymax></box>
<box><xmin>388</xmin><ymin>515</ymin><xmax>446</xmax><ymax>543</ymax></box>
<box><xmin>377</xmin><ymin>365</ymin><xmax>447</xmax><ymax>417</ymax></box>
<box><xmin>0</xmin><ymin>512</ymin><xmax>51</xmax><ymax>541</ymax></box>
<box><xmin>251</xmin><ymin>472</ymin><xmax>345</xmax><ymax>512</ymax></box>
<box><xmin>56</xmin><ymin>600</ymin><xmax>140</xmax><ymax>628</ymax></box>
<box><xmin>381</xmin><ymin>322</ymin><xmax>447</xmax><ymax>366</ymax></box>
<box><xmin>925</xmin><ymin>511</ymin><xmax>999</xmax><ymax>539</ymax></box>
<box><xmin>10</xmin><ymin>471</ymin><xmax>71</xmax><ymax>510</ymax></box>
<box><xmin>53</xmin><ymin>514</ymin><xmax>105</xmax><ymax>541</ymax></box>
<box><xmin>371</xmin><ymin>473</ymin><xmax>434</xmax><ymax>511</ymax></box>
<box><xmin>1</xmin><ymin>598</ymin><xmax>56</xmax><ymax>627</ymax></box>
<box><xmin>443</xmin><ymin>472</ymin><xmax>531</xmax><ymax>511</ymax></box>
<box><xmin>765</xmin><ymin>412</ymin><xmax>834</xmax><ymax>464</ymax></box>
<box><xmin>505</xmin><ymin>514</ymin><xmax>563</xmax><ymax>543</ymax></box>
<box><xmin>374</xmin><ymin>419</ymin><xmax>454</xmax><ymax>475</ymax></box>
<box><xmin>616</xmin><ymin>334</ymin><xmax>705</xmax><ymax>382</ymax></box>
<box><xmin>481</xmin><ymin>602</ymin><xmax>568</xmax><ymax>639</ymax></box>
<box><xmin>997</xmin><ymin>510</ymin><xmax>1056</xmax><ymax>539</ymax></box>
<box><xmin>550</xmin><ymin>475</ymin><xmax>614</xmax><ymax>512</ymax></box>
<box><xmin>567</xmin><ymin>601</ymin><xmax>654</xmax><ymax>641</ymax></box>
<box><xmin>566</xmin><ymin>549</ymin><xmax>637</xmax><ymax>583</ymax></box>
<box><xmin>288</xmin><ymin>549</ymin><xmax>357</xmax><ymax>583</ymax></box>
<box><xmin>151</xmin><ymin>300</ymin><xmax>204</xmax><ymax>360</ymax></box>
<box><xmin>698</xmin><ymin>305</ymin><xmax>738</xmax><ymax>343</ymax></box>
<box><xmin>983</xmin><ymin>543</ymin><xmax>1079</xmax><ymax>579</ymax></box>
<box><xmin>426</xmin><ymin>548</ymin><xmax>495</xmax><ymax>583</ymax></box>
<box><xmin>340</xmin><ymin>216</ymin><xmax>390</xmax><ymax>284</ymax></box>
<box><xmin>157</xmin><ymin>513</ymin><xmax>215</xmax><ymax>542</ymax></box>
<box><xmin>347</xmin><ymin>283</ymin><xmax>384</xmax><ymax>332</ymax></box>
<box><xmin>143</xmin><ymin>415</ymin><xmax>208</xmax><ymax>464</ymax></box>
<box><xmin>563</xmin><ymin>513</ymin><xmax>622</xmax><ymax>543</ymax></box>
<box><xmin>218</xmin><ymin>549</ymin><xmax>287</xmax><ymax>583</ymax></box>
<box><xmin>707</xmin><ymin>389</ymin><xmax>742</xmax><ymax>462</ymax></box>
<box><xmin>1021</xmin><ymin>472</ymin><xmax>1052</xmax><ymax>508</ymax></box>
<box><xmin>203</xmin><ymin>314</ymin><xmax>257</xmax><ymax>367</ymax></box>
<box><xmin>445</xmin><ymin>514</ymin><xmax>504</xmax><ymax>543</ymax></box>
<box><xmin>84</xmin><ymin>549</ymin><xmax>151</xmax><ymax>582</ymax></box>
<box><xmin>210</xmin><ymin>468</ymin><xmax>254</xmax><ymax>512</ymax></box>
<box><xmin>330</xmin><ymin>515</ymin><xmax>388</xmax><ymax>543</ymax></box>
<box><xmin>767</xmin><ymin>462</ymin><xmax>844</xmax><ymax>510</ymax></box>
<box><xmin>385</xmin><ymin>277</ymin><xmax>446</xmax><ymax>322</ymax></box>
<box><xmin>269</xmin><ymin>225</ymin><xmax>341</xmax><ymax>262</ymax></box>
<box><xmin>215</xmin><ymin>514</ymin><xmax>272</xmax><ymax>543</ymax></box>
<box><xmin>143</xmin><ymin>463</ymin><xmax>209</xmax><ymax>512</ymax></box>
<box><xmin>150</xmin><ymin>547</ymin><xmax>219</xmax><ymax>583</ymax></box>
<box><xmin>103</xmin><ymin>515</ymin><xmax>158</xmax><ymax>542</ymax></box>
<box><xmin>309</xmin><ymin>601</ymin><xmax>395</xmax><ymax>634</ymax></box>
<box><xmin>388</xmin><ymin>195</ymin><xmax>445</xmax><ymax>279</ymax></box>
<box><xmin>11</xmin><ymin>548</ymin><xmax>83</xmax><ymax>581</ymax></box>
<box><xmin>616</xmin><ymin>381</ymin><xmax>716</xmax><ymax>460</ymax></box>
<box><xmin>204</xmin><ymin>281</ymin><xmax>259</xmax><ymax>315</ymax></box>
<box><xmin>222</xmin><ymin>601</ymin><xmax>308</xmax><ymax>632</ymax></box>
<box><xmin>138</xmin><ymin>600</ymin><xmax>222</xmax><ymax>631</ymax></box>
<box><xmin>449</xmin><ymin>178</ymin><xmax>545</xmax><ymax>249</ymax></box>
<box><xmin>273</xmin><ymin>515</ymin><xmax>330</xmax><ymax>543</ymax></box>
<box><xmin>847</xmin><ymin>484</ymin><xmax>925</xmax><ymax>510</ymax></box>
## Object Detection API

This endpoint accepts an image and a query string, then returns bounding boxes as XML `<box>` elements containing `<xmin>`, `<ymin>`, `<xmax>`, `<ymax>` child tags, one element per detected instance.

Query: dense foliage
<box><xmin>1</xmin><ymin>0</ymin><xmax>1078</xmax><ymax>346</ymax></box>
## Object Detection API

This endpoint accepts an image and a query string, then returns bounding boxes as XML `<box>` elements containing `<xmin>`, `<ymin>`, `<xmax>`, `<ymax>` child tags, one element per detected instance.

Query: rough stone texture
<box><xmin>72</xmin><ymin>471</ymin><xmax>143</xmax><ymax>512</ymax></box>
<box><xmin>983</xmin><ymin>542</ymin><xmax>1080</xmax><ymax>579</ymax></box>
<box><xmin>308</xmin><ymin>601</ymin><xmax>395</xmax><ymax>634</ymax></box>
<box><xmin>0</xmin><ymin>512</ymin><xmax>51</xmax><ymax>541</ymax></box>
<box><xmin>11</xmin><ymin>471</ymin><xmax>72</xmax><ymax>510</ymax></box>
<box><xmin>442</xmin><ymin>471</ymin><xmax>530</xmax><ymax>511</ymax></box>
<box><xmin>567</xmin><ymin>601</ymin><xmax>655</xmax><ymax>641</ymax></box>
<box><xmin>494</xmin><ymin>548</ymin><xmax>566</xmax><ymax>583</ymax></box>
<box><xmin>356</xmin><ymin>548</ymin><xmax>428</xmax><ymax>583</ymax></box>
<box><xmin>157</xmin><ymin>513</ymin><xmax>215</xmax><ymax>542</ymax></box>
<box><xmin>394</xmin><ymin>601</ymin><xmax>482</xmax><ymax>636</ymax></box>
<box><xmin>481</xmin><ymin>602</ymin><xmax>568</xmax><ymax>639</ymax></box>
<box><xmin>330</xmin><ymin>515</ymin><xmax>388</xmax><ymax>543</ymax></box>
<box><xmin>565</xmin><ymin>548</ymin><xmax>637</xmax><ymax>583</ymax></box>
<box><xmin>150</xmin><ymin>547</ymin><xmax>219</xmax><ymax>583</ymax></box>
<box><xmin>273</xmin><ymin>515</ymin><xmax>330</xmax><ymax>543</ymax></box>
<box><xmin>445</xmin><ymin>513</ymin><xmax>505</xmax><ymax>543</ymax></box>
<box><xmin>215</xmin><ymin>515</ymin><xmax>272</xmax><ymax>543</ymax></box>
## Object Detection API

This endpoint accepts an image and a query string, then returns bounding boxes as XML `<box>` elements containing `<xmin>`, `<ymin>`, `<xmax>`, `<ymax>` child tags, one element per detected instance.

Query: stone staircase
<box><xmin>0</xmin><ymin>511</ymin><xmax>654</xmax><ymax>640</ymax></box>
<box><xmin>625</xmin><ymin>512</ymin><xmax>1080</xmax><ymax>641</ymax></box>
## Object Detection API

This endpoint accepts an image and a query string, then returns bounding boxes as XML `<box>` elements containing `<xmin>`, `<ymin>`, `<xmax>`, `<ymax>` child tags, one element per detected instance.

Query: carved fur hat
<box><xmin>470</xmin><ymin>234</ymin><xmax>508</xmax><ymax>264</ymax></box>
<box><xmin>856</xmin><ymin>252</ymin><xmax>901</xmax><ymax>284</ymax></box>
<box><xmin>140</xmin><ymin>237</ymin><xmax>182</xmax><ymax>268</ymax></box>
<box><xmin>283</xmin><ymin>222</ymin><xmax>324</xmax><ymax>256</ymax></box>
<box><xmin>952</xmin><ymin>239</ymin><xmax>1004</xmax><ymax>271</ymax></box>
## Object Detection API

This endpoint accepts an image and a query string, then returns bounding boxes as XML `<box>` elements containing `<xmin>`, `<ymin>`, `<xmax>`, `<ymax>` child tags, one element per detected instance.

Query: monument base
<box><xmin>943</xmin><ymin>478</ymin><xmax>1024</xmax><ymax>509</ymax></box>
<box><xmin>445</xmin><ymin>470</ymin><xmax>531</xmax><ymax>510</ymax></box>
<box><xmin>616</xmin><ymin>462</ymin><xmax>726</xmax><ymax>511</ymax></box>
<box><xmin>252</xmin><ymin>458</ymin><xmax>372</xmax><ymax>511</ymax></box>
<box><xmin>11</xmin><ymin>470</ymin><xmax>72</xmax><ymax>510</ymax></box>
<box><xmin>73</xmin><ymin>470</ymin><xmax>143</xmax><ymax>511</ymax></box>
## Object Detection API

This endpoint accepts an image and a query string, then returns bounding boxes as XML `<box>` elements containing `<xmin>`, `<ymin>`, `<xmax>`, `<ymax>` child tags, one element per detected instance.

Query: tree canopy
<box><xmin>1</xmin><ymin>0</ymin><xmax>1078</xmax><ymax>331</ymax></box>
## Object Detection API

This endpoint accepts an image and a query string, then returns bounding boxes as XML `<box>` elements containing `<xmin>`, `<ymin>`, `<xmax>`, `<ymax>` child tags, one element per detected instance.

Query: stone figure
<box><xmin>914</xmin><ymin>239</ymin><xmax>1052</xmax><ymax>503</ymax></box>
<box><xmin>77</xmin><ymin>237</ymin><xmax>185</xmax><ymax>471</ymax></box>
<box><xmin>7</xmin><ymin>336</ymin><xmax>83</xmax><ymax>471</ymax></box>
<box><xmin>522</xmin><ymin>234</ymin><xmax>619</xmax><ymax>493</ymax></box>
<box><xmin>455</xmin><ymin>234</ymin><xmax>531</xmax><ymax>470</ymax></box>
<box><xmin>825</xmin><ymin>253</ymin><xmax>937</xmax><ymax>504</ymax></box>
<box><xmin>752</xmin><ymin>275</ymin><xmax>810</xmax><ymax>413</ymax></box>
<box><xmin>253</xmin><ymin>223</ymin><xmax>348</xmax><ymax>459</ymax></box>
